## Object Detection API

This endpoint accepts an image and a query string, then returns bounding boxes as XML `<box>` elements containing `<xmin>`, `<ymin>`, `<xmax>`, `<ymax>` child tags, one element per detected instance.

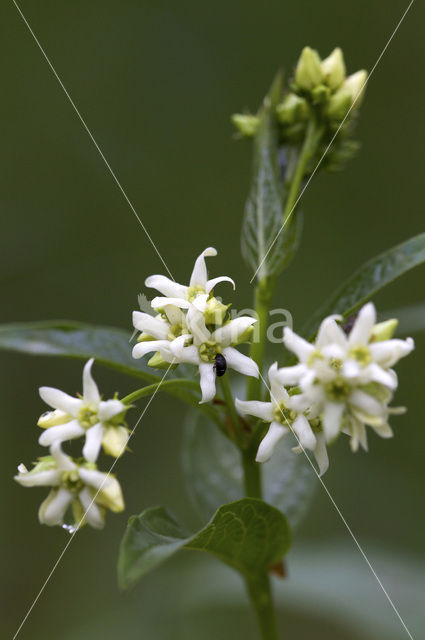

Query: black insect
<box><xmin>214</xmin><ymin>353</ymin><xmax>227</xmax><ymax>377</ymax></box>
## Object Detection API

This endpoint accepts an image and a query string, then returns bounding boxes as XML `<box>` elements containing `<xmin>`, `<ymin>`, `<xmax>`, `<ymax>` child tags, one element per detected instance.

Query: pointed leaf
<box><xmin>118</xmin><ymin>498</ymin><xmax>291</xmax><ymax>589</ymax></box>
<box><xmin>301</xmin><ymin>232</ymin><xmax>425</xmax><ymax>338</ymax></box>
<box><xmin>0</xmin><ymin>320</ymin><xmax>158</xmax><ymax>381</ymax></box>
<box><xmin>241</xmin><ymin>74</ymin><xmax>302</xmax><ymax>280</ymax></box>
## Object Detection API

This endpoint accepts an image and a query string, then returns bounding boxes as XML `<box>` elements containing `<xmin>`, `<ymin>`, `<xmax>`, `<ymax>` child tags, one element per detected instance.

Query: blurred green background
<box><xmin>1</xmin><ymin>1</ymin><xmax>424</xmax><ymax>638</ymax></box>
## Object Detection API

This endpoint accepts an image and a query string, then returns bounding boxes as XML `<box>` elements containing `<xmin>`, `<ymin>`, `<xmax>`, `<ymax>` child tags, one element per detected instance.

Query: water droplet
<box><xmin>62</xmin><ymin>523</ymin><xmax>78</xmax><ymax>535</ymax></box>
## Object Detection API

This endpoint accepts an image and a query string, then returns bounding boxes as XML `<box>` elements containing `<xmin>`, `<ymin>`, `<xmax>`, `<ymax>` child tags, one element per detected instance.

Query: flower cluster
<box><xmin>132</xmin><ymin>247</ymin><xmax>259</xmax><ymax>403</ymax></box>
<box><xmin>14</xmin><ymin>359</ymin><xmax>128</xmax><ymax>530</ymax></box>
<box><xmin>237</xmin><ymin>303</ymin><xmax>414</xmax><ymax>475</ymax></box>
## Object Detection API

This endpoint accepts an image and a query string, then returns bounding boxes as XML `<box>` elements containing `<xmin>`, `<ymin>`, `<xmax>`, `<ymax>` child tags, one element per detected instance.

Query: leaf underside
<box><xmin>118</xmin><ymin>498</ymin><xmax>291</xmax><ymax>590</ymax></box>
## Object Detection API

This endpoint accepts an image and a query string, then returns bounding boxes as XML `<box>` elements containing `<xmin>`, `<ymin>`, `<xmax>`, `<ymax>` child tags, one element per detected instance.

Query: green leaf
<box><xmin>182</xmin><ymin>408</ymin><xmax>316</xmax><ymax>530</ymax></box>
<box><xmin>0</xmin><ymin>320</ymin><xmax>224</xmax><ymax>425</ymax></box>
<box><xmin>118</xmin><ymin>498</ymin><xmax>291</xmax><ymax>589</ymax></box>
<box><xmin>0</xmin><ymin>320</ymin><xmax>159</xmax><ymax>382</ymax></box>
<box><xmin>301</xmin><ymin>232</ymin><xmax>425</xmax><ymax>338</ymax></box>
<box><xmin>241</xmin><ymin>73</ymin><xmax>302</xmax><ymax>280</ymax></box>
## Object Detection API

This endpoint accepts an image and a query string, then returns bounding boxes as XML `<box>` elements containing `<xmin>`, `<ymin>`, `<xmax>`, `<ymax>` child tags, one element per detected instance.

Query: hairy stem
<box><xmin>246</xmin><ymin>276</ymin><xmax>276</xmax><ymax>401</ymax></box>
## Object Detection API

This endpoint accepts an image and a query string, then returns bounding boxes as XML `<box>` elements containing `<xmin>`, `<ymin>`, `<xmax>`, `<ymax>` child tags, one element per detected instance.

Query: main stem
<box><xmin>240</xmin><ymin>119</ymin><xmax>322</xmax><ymax>640</ymax></box>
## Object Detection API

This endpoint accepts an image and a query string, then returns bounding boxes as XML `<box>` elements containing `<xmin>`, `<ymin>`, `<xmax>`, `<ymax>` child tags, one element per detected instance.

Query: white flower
<box><xmin>145</xmin><ymin>247</ymin><xmax>235</xmax><ymax>311</ymax></box>
<box><xmin>131</xmin><ymin>305</ymin><xmax>187</xmax><ymax>364</ymax></box>
<box><xmin>280</xmin><ymin>302</ymin><xmax>414</xmax><ymax>450</ymax></box>
<box><xmin>168</xmin><ymin>303</ymin><xmax>259</xmax><ymax>403</ymax></box>
<box><xmin>14</xmin><ymin>443</ymin><xmax>124</xmax><ymax>530</ymax></box>
<box><xmin>235</xmin><ymin>363</ymin><xmax>329</xmax><ymax>475</ymax></box>
<box><xmin>38</xmin><ymin>359</ymin><xmax>129</xmax><ymax>462</ymax></box>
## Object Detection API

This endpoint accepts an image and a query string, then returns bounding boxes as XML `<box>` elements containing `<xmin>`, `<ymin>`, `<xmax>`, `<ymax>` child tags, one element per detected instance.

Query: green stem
<box><xmin>122</xmin><ymin>379</ymin><xmax>227</xmax><ymax>436</ymax></box>
<box><xmin>122</xmin><ymin>378</ymin><xmax>200</xmax><ymax>404</ymax></box>
<box><xmin>246</xmin><ymin>573</ymin><xmax>279</xmax><ymax>640</ymax></box>
<box><xmin>246</xmin><ymin>276</ymin><xmax>276</xmax><ymax>402</ymax></box>
<box><xmin>219</xmin><ymin>374</ymin><xmax>244</xmax><ymax>446</ymax></box>
<box><xmin>283</xmin><ymin>117</ymin><xmax>323</xmax><ymax>225</ymax></box>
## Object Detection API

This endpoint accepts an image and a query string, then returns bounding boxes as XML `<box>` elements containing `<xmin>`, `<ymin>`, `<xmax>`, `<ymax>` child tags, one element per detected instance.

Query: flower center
<box><xmin>324</xmin><ymin>377</ymin><xmax>350</xmax><ymax>401</ymax></box>
<box><xmin>187</xmin><ymin>285</ymin><xmax>206</xmax><ymax>302</ymax></box>
<box><xmin>167</xmin><ymin>323</ymin><xmax>184</xmax><ymax>341</ymax></box>
<box><xmin>198</xmin><ymin>340</ymin><xmax>219</xmax><ymax>363</ymax></box>
<box><xmin>273</xmin><ymin>402</ymin><xmax>296</xmax><ymax>425</ymax></box>
<box><xmin>60</xmin><ymin>470</ymin><xmax>84</xmax><ymax>493</ymax></box>
<box><xmin>78</xmin><ymin>406</ymin><xmax>98</xmax><ymax>429</ymax></box>
<box><xmin>348</xmin><ymin>345</ymin><xmax>371</xmax><ymax>366</ymax></box>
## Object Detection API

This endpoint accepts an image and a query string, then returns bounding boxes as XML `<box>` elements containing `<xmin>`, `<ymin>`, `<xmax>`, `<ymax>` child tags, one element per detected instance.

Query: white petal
<box><xmin>191</xmin><ymin>294</ymin><xmax>209</xmax><ymax>313</ymax></box>
<box><xmin>39</xmin><ymin>488</ymin><xmax>73</xmax><ymax>526</ymax></box>
<box><xmin>98</xmin><ymin>399</ymin><xmax>126</xmax><ymax>421</ymax></box>
<box><xmin>256</xmin><ymin>422</ymin><xmax>288</xmax><ymax>463</ymax></box>
<box><xmin>367</xmin><ymin>363</ymin><xmax>397</xmax><ymax>389</ymax></box>
<box><xmin>144</xmin><ymin>274</ymin><xmax>188</xmax><ymax>299</ymax></box>
<box><xmin>283</xmin><ymin>328</ymin><xmax>315</xmax><ymax>362</ymax></box>
<box><xmin>132</xmin><ymin>339</ymin><xmax>171</xmax><ymax>359</ymax></box>
<box><xmin>349</xmin><ymin>390</ymin><xmax>383</xmax><ymax>416</ymax></box>
<box><xmin>342</xmin><ymin>359</ymin><xmax>361</xmax><ymax>379</ymax></box>
<box><xmin>78</xmin><ymin>487</ymin><xmax>105</xmax><ymax>529</ymax></box>
<box><xmin>348</xmin><ymin>303</ymin><xmax>376</xmax><ymax>345</ymax></box>
<box><xmin>275</xmin><ymin>364</ymin><xmax>307</xmax><ymax>386</ymax></box>
<box><xmin>222</xmin><ymin>347</ymin><xmax>259</xmax><ymax>378</ymax></box>
<box><xmin>313</xmin><ymin>433</ymin><xmax>329</xmax><ymax>476</ymax></box>
<box><xmin>14</xmin><ymin>469</ymin><xmax>62</xmax><ymax>487</ymax></box>
<box><xmin>38</xmin><ymin>420</ymin><xmax>84</xmax><ymax>447</ymax></box>
<box><xmin>235</xmin><ymin>398</ymin><xmax>273</xmax><ymax>421</ymax></box>
<box><xmin>323</xmin><ymin>402</ymin><xmax>344</xmax><ymax>441</ymax></box>
<box><xmin>206</xmin><ymin>276</ymin><xmax>235</xmax><ymax>294</ymax></box>
<box><xmin>82</xmin><ymin>359</ymin><xmax>100</xmax><ymax>404</ymax></box>
<box><xmin>50</xmin><ymin>442</ymin><xmax>77</xmax><ymax>471</ymax></box>
<box><xmin>82</xmin><ymin>423</ymin><xmax>103</xmax><ymax>463</ymax></box>
<box><xmin>186</xmin><ymin>307</ymin><xmax>211</xmax><ymax>344</ymax></box>
<box><xmin>132</xmin><ymin>311</ymin><xmax>170</xmax><ymax>339</ymax></box>
<box><xmin>163</xmin><ymin>305</ymin><xmax>186</xmax><ymax>325</ymax></box>
<box><xmin>212</xmin><ymin>317</ymin><xmax>256</xmax><ymax>348</ymax></box>
<box><xmin>369</xmin><ymin>337</ymin><xmax>414</xmax><ymax>367</ymax></box>
<box><xmin>78</xmin><ymin>467</ymin><xmax>113</xmax><ymax>491</ymax></box>
<box><xmin>268</xmin><ymin>362</ymin><xmax>290</xmax><ymax>404</ymax></box>
<box><xmin>199</xmin><ymin>362</ymin><xmax>216</xmax><ymax>404</ymax></box>
<box><xmin>169</xmin><ymin>335</ymin><xmax>200</xmax><ymax>364</ymax></box>
<box><xmin>190</xmin><ymin>247</ymin><xmax>217</xmax><ymax>287</ymax></box>
<box><xmin>150</xmin><ymin>296</ymin><xmax>191</xmax><ymax>310</ymax></box>
<box><xmin>292</xmin><ymin>414</ymin><xmax>317</xmax><ymax>450</ymax></box>
<box><xmin>39</xmin><ymin>387</ymin><xmax>82</xmax><ymax>417</ymax></box>
<box><xmin>316</xmin><ymin>316</ymin><xmax>346</xmax><ymax>348</ymax></box>
<box><xmin>370</xmin><ymin>421</ymin><xmax>394</xmax><ymax>439</ymax></box>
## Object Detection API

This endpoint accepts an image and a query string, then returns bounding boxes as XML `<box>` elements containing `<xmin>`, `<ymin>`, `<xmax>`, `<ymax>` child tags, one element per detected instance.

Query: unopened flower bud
<box><xmin>321</xmin><ymin>47</ymin><xmax>346</xmax><ymax>90</ymax></box>
<box><xmin>204</xmin><ymin>297</ymin><xmax>229</xmax><ymax>325</ymax></box>
<box><xmin>276</xmin><ymin>93</ymin><xmax>309</xmax><ymax>125</ymax></box>
<box><xmin>231</xmin><ymin>114</ymin><xmax>260</xmax><ymax>137</ymax></box>
<box><xmin>343</xmin><ymin>70</ymin><xmax>368</xmax><ymax>106</ymax></box>
<box><xmin>148</xmin><ymin>351</ymin><xmax>172</xmax><ymax>369</ymax></box>
<box><xmin>327</xmin><ymin>69</ymin><xmax>367</xmax><ymax>120</ymax></box>
<box><xmin>370</xmin><ymin>319</ymin><xmax>398</xmax><ymax>342</ymax></box>
<box><xmin>294</xmin><ymin>47</ymin><xmax>323</xmax><ymax>91</ymax></box>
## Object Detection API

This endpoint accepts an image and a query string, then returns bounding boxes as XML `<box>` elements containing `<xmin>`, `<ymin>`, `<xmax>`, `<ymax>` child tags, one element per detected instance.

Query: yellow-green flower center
<box><xmin>348</xmin><ymin>345</ymin><xmax>371</xmax><ymax>366</ymax></box>
<box><xmin>325</xmin><ymin>377</ymin><xmax>350</xmax><ymax>401</ymax></box>
<box><xmin>198</xmin><ymin>340</ymin><xmax>220</xmax><ymax>363</ymax></box>
<box><xmin>60</xmin><ymin>470</ymin><xmax>84</xmax><ymax>493</ymax></box>
<box><xmin>187</xmin><ymin>285</ymin><xmax>206</xmax><ymax>302</ymax></box>
<box><xmin>78</xmin><ymin>407</ymin><xmax>98</xmax><ymax>429</ymax></box>
<box><xmin>273</xmin><ymin>402</ymin><xmax>296</xmax><ymax>425</ymax></box>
